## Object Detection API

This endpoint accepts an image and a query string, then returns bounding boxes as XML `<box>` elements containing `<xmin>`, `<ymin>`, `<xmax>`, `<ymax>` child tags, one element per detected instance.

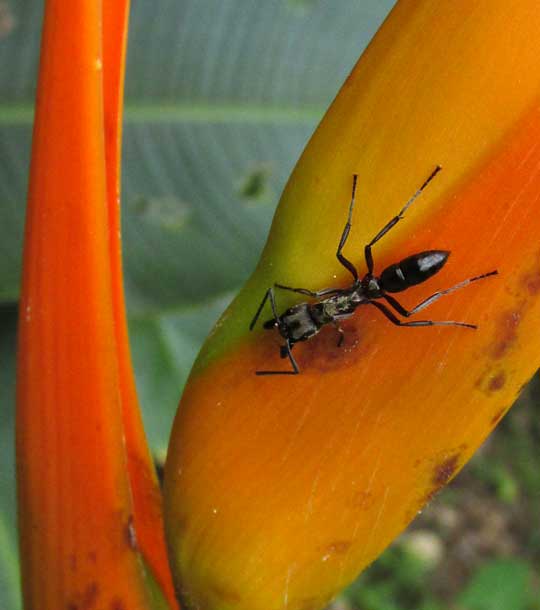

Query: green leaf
<box><xmin>0</xmin><ymin>0</ymin><xmax>395</xmax><ymax>307</ymax></box>
<box><xmin>0</xmin><ymin>306</ymin><xmax>22</xmax><ymax>610</ymax></box>
<box><xmin>456</xmin><ymin>559</ymin><xmax>532</xmax><ymax>610</ymax></box>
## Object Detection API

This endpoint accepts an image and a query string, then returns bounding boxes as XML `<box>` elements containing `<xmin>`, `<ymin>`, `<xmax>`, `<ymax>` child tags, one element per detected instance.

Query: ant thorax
<box><xmin>360</xmin><ymin>274</ymin><xmax>382</xmax><ymax>298</ymax></box>
<box><xmin>312</xmin><ymin>290</ymin><xmax>360</xmax><ymax>324</ymax></box>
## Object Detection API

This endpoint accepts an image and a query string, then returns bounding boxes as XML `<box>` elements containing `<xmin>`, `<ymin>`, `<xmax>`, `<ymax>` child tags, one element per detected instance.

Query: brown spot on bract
<box><xmin>522</xmin><ymin>269</ymin><xmax>540</xmax><ymax>295</ymax></box>
<box><xmin>491</xmin><ymin>408</ymin><xmax>507</xmax><ymax>426</ymax></box>
<box><xmin>475</xmin><ymin>368</ymin><xmax>508</xmax><ymax>395</ymax></box>
<box><xmin>491</xmin><ymin>310</ymin><xmax>521</xmax><ymax>359</ymax></box>
<box><xmin>82</xmin><ymin>584</ymin><xmax>99</xmax><ymax>609</ymax></box>
<box><xmin>68</xmin><ymin>553</ymin><xmax>77</xmax><ymax>571</ymax></box>
<box><xmin>66</xmin><ymin>582</ymin><xmax>99</xmax><ymax>610</ymax></box>
<box><xmin>349</xmin><ymin>489</ymin><xmax>375</xmax><ymax>510</ymax></box>
<box><xmin>110</xmin><ymin>598</ymin><xmax>125</xmax><ymax>610</ymax></box>
<box><xmin>420</xmin><ymin>446</ymin><xmax>468</xmax><ymax>506</ymax></box>
<box><xmin>87</xmin><ymin>550</ymin><xmax>97</xmax><ymax>563</ymax></box>
<box><xmin>125</xmin><ymin>514</ymin><xmax>137</xmax><ymax>550</ymax></box>
<box><xmin>488</xmin><ymin>371</ymin><xmax>506</xmax><ymax>392</ymax></box>
<box><xmin>323</xmin><ymin>540</ymin><xmax>352</xmax><ymax>555</ymax></box>
<box><xmin>298</xmin><ymin>322</ymin><xmax>370</xmax><ymax>373</ymax></box>
<box><xmin>423</xmin><ymin>488</ymin><xmax>438</xmax><ymax>504</ymax></box>
<box><xmin>433</xmin><ymin>453</ymin><xmax>461</xmax><ymax>487</ymax></box>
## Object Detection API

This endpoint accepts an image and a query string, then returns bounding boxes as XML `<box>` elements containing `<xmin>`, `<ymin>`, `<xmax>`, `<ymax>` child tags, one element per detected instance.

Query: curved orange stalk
<box><xmin>164</xmin><ymin>2</ymin><xmax>540</xmax><ymax>610</ymax></box>
<box><xmin>102</xmin><ymin>4</ymin><xmax>178</xmax><ymax>604</ymax></box>
<box><xmin>17</xmin><ymin>2</ymin><xmax>178</xmax><ymax>609</ymax></box>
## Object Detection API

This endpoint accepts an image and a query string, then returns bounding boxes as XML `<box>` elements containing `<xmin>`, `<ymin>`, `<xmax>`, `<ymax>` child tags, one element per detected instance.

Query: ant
<box><xmin>249</xmin><ymin>166</ymin><xmax>497</xmax><ymax>375</ymax></box>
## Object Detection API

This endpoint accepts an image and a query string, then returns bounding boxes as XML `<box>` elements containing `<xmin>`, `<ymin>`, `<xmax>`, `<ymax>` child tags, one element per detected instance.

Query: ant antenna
<box><xmin>400</xmin><ymin>165</ymin><xmax>442</xmax><ymax>216</ymax></box>
<box><xmin>347</xmin><ymin>174</ymin><xmax>359</xmax><ymax>220</ymax></box>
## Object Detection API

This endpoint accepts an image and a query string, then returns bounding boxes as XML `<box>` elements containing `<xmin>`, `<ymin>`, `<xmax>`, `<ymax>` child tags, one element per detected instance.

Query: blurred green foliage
<box><xmin>1</xmin><ymin>2</ymin><xmax>538</xmax><ymax>610</ymax></box>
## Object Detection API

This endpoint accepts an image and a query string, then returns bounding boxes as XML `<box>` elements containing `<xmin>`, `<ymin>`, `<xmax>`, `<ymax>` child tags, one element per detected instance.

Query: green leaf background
<box><xmin>0</xmin><ymin>2</ymin><xmax>396</xmax><ymax>608</ymax></box>
<box><xmin>5</xmin><ymin>4</ymin><xmax>539</xmax><ymax>610</ymax></box>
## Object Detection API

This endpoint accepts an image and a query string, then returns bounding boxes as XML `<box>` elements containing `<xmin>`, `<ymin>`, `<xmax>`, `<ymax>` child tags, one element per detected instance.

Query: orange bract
<box><xmin>17</xmin><ymin>2</ymin><xmax>178</xmax><ymax>608</ymax></box>
<box><xmin>164</xmin><ymin>2</ymin><xmax>540</xmax><ymax>610</ymax></box>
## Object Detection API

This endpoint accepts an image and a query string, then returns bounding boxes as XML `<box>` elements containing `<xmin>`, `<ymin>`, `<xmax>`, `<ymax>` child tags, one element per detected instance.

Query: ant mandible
<box><xmin>249</xmin><ymin>166</ymin><xmax>497</xmax><ymax>375</ymax></box>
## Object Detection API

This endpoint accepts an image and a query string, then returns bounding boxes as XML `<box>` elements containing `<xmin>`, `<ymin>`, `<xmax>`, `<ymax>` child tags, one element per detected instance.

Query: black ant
<box><xmin>249</xmin><ymin>166</ymin><xmax>497</xmax><ymax>375</ymax></box>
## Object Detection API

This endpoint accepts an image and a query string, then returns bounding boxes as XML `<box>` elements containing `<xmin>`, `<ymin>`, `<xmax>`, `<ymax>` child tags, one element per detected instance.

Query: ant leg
<box><xmin>275</xmin><ymin>283</ymin><xmax>345</xmax><ymax>298</ymax></box>
<box><xmin>336</xmin><ymin>174</ymin><xmax>360</xmax><ymax>281</ymax></box>
<box><xmin>382</xmin><ymin>270</ymin><xmax>498</xmax><ymax>317</ymax></box>
<box><xmin>267</xmin><ymin>286</ymin><xmax>280</xmax><ymax>320</ymax></box>
<box><xmin>282</xmin><ymin>340</ymin><xmax>300</xmax><ymax>373</ymax></box>
<box><xmin>256</xmin><ymin>339</ymin><xmax>300</xmax><ymax>376</ymax></box>
<box><xmin>249</xmin><ymin>288</ymin><xmax>273</xmax><ymax>331</ymax></box>
<box><xmin>367</xmin><ymin>300</ymin><xmax>477</xmax><ymax>329</ymax></box>
<box><xmin>364</xmin><ymin>166</ymin><xmax>442</xmax><ymax>274</ymax></box>
<box><xmin>250</xmin><ymin>286</ymin><xmax>283</xmax><ymax>331</ymax></box>
<box><xmin>252</xmin><ymin>290</ymin><xmax>300</xmax><ymax>375</ymax></box>
<box><xmin>333</xmin><ymin>322</ymin><xmax>345</xmax><ymax>347</ymax></box>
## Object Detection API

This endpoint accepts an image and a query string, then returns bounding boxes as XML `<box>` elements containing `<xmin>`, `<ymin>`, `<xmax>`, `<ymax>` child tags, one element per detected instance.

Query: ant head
<box><xmin>380</xmin><ymin>250</ymin><xmax>450</xmax><ymax>293</ymax></box>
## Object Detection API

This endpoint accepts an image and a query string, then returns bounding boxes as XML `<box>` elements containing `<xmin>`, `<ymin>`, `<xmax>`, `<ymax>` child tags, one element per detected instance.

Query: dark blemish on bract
<box><xmin>297</xmin><ymin>322</ymin><xmax>368</xmax><ymax>373</ymax></box>
<box><xmin>424</xmin><ymin>452</ymin><xmax>463</xmax><ymax>503</ymax></box>
<box><xmin>87</xmin><ymin>550</ymin><xmax>97</xmax><ymax>563</ymax></box>
<box><xmin>524</xmin><ymin>271</ymin><xmax>540</xmax><ymax>295</ymax></box>
<box><xmin>83</xmin><ymin>583</ymin><xmax>99</xmax><ymax>609</ymax></box>
<box><xmin>68</xmin><ymin>553</ymin><xmax>77</xmax><ymax>571</ymax></box>
<box><xmin>490</xmin><ymin>309</ymin><xmax>521</xmax><ymax>359</ymax></box>
<box><xmin>488</xmin><ymin>371</ymin><xmax>506</xmax><ymax>392</ymax></box>
<box><xmin>323</xmin><ymin>540</ymin><xmax>352</xmax><ymax>555</ymax></box>
<box><xmin>424</xmin><ymin>488</ymin><xmax>438</xmax><ymax>504</ymax></box>
<box><xmin>433</xmin><ymin>453</ymin><xmax>461</xmax><ymax>486</ymax></box>
<box><xmin>521</xmin><ymin>254</ymin><xmax>540</xmax><ymax>294</ymax></box>
<box><xmin>513</xmin><ymin>250</ymin><xmax>540</xmax><ymax>297</ymax></box>
<box><xmin>491</xmin><ymin>408</ymin><xmax>507</xmax><ymax>426</ymax></box>
<box><xmin>66</xmin><ymin>582</ymin><xmax>99</xmax><ymax>610</ymax></box>
<box><xmin>475</xmin><ymin>368</ymin><xmax>507</xmax><ymax>395</ymax></box>
<box><xmin>110</xmin><ymin>598</ymin><xmax>126</xmax><ymax>610</ymax></box>
<box><xmin>125</xmin><ymin>515</ymin><xmax>138</xmax><ymax>551</ymax></box>
<box><xmin>349</xmin><ymin>489</ymin><xmax>375</xmax><ymax>510</ymax></box>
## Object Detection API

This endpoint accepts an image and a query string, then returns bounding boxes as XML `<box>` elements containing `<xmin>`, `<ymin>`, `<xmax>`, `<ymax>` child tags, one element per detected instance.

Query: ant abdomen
<box><xmin>380</xmin><ymin>250</ymin><xmax>450</xmax><ymax>293</ymax></box>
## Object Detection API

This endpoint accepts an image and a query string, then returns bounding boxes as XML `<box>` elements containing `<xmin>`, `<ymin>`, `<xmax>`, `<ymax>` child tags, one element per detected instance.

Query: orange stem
<box><xmin>17</xmin><ymin>2</ymin><xmax>178</xmax><ymax>608</ymax></box>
